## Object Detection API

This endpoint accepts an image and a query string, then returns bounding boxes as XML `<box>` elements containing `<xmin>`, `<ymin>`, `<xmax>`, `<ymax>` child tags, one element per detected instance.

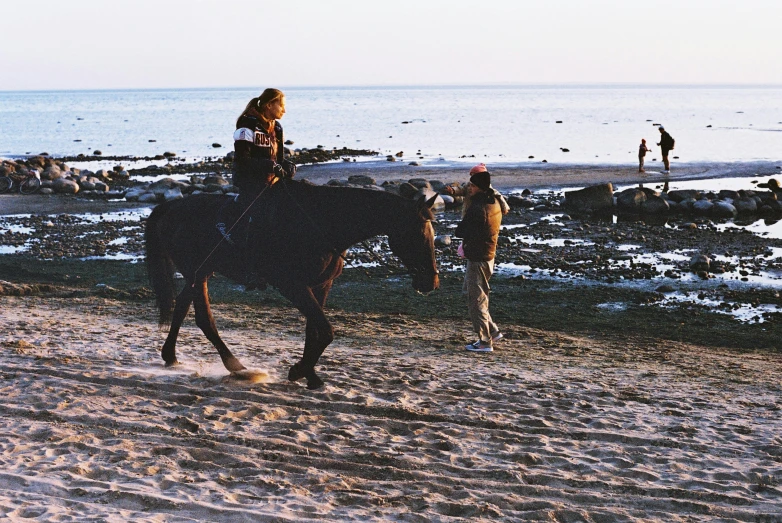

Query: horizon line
<box><xmin>3</xmin><ymin>82</ymin><xmax>782</xmax><ymax>94</ymax></box>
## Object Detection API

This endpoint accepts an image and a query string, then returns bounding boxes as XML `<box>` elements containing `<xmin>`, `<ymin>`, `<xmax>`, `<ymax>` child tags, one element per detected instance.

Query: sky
<box><xmin>1</xmin><ymin>0</ymin><xmax>781</xmax><ymax>90</ymax></box>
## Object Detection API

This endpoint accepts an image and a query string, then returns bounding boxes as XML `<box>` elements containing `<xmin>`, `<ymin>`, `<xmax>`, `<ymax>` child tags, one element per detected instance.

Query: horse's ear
<box><xmin>424</xmin><ymin>195</ymin><xmax>438</xmax><ymax>209</ymax></box>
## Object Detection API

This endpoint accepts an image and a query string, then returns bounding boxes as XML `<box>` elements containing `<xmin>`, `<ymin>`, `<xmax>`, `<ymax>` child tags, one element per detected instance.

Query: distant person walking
<box><xmin>657</xmin><ymin>125</ymin><xmax>675</xmax><ymax>174</ymax></box>
<box><xmin>638</xmin><ymin>138</ymin><xmax>651</xmax><ymax>173</ymax></box>
<box><xmin>454</xmin><ymin>165</ymin><xmax>504</xmax><ymax>353</ymax></box>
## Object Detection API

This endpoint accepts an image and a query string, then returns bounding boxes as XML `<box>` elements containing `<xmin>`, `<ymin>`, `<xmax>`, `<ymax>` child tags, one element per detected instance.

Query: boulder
<box><xmin>138</xmin><ymin>192</ymin><xmax>159</xmax><ymax>203</ymax></box>
<box><xmin>690</xmin><ymin>254</ymin><xmax>711</xmax><ymax>272</ymax></box>
<box><xmin>733</xmin><ymin>197</ymin><xmax>757</xmax><ymax>214</ymax></box>
<box><xmin>149</xmin><ymin>178</ymin><xmax>187</xmax><ymax>193</ymax></box>
<box><xmin>667</xmin><ymin>189</ymin><xmax>702</xmax><ymax>203</ymax></box>
<box><xmin>27</xmin><ymin>156</ymin><xmax>46</xmax><ymax>169</ymax></box>
<box><xmin>163</xmin><ymin>188</ymin><xmax>183</xmax><ymax>201</ymax></box>
<box><xmin>205</xmin><ymin>184</ymin><xmax>226</xmax><ymax>193</ymax></box>
<box><xmin>408</xmin><ymin>178</ymin><xmax>432</xmax><ymax>191</ymax></box>
<box><xmin>41</xmin><ymin>166</ymin><xmax>62</xmax><ymax>181</ymax></box>
<box><xmin>692</xmin><ymin>199</ymin><xmax>714</xmax><ymax>215</ymax></box>
<box><xmin>509</xmin><ymin>196</ymin><xmax>536</xmax><ymax>209</ymax></box>
<box><xmin>718</xmin><ymin>189</ymin><xmax>740</xmax><ymax>200</ymax></box>
<box><xmin>640</xmin><ymin>195</ymin><xmax>670</xmax><ymax>214</ymax></box>
<box><xmin>615</xmin><ymin>188</ymin><xmax>646</xmax><ymax>211</ymax></box>
<box><xmin>124</xmin><ymin>186</ymin><xmax>148</xmax><ymax>201</ymax></box>
<box><xmin>767</xmin><ymin>200</ymin><xmax>782</xmax><ymax>212</ymax></box>
<box><xmin>52</xmin><ymin>178</ymin><xmax>79</xmax><ymax>194</ymax></box>
<box><xmin>428</xmin><ymin>180</ymin><xmax>447</xmax><ymax>193</ymax></box>
<box><xmin>203</xmin><ymin>175</ymin><xmax>229</xmax><ymax>186</ymax></box>
<box><xmin>678</xmin><ymin>198</ymin><xmax>697</xmax><ymax>212</ymax></box>
<box><xmin>563</xmin><ymin>183</ymin><xmax>614</xmax><ymax>214</ymax></box>
<box><xmin>79</xmin><ymin>179</ymin><xmax>97</xmax><ymax>191</ymax></box>
<box><xmin>347</xmin><ymin>174</ymin><xmax>376</xmax><ymax>186</ymax></box>
<box><xmin>434</xmin><ymin>235</ymin><xmax>452</xmax><ymax>247</ymax></box>
<box><xmin>712</xmin><ymin>201</ymin><xmax>737</xmax><ymax>218</ymax></box>
<box><xmin>398</xmin><ymin>182</ymin><xmax>419</xmax><ymax>199</ymax></box>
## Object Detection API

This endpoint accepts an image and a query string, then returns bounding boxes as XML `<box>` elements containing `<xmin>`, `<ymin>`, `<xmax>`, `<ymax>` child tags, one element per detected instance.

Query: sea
<box><xmin>1</xmin><ymin>85</ymin><xmax>781</xmax><ymax>167</ymax></box>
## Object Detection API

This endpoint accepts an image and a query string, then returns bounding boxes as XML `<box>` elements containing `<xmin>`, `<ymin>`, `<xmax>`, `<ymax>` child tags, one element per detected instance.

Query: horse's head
<box><xmin>387</xmin><ymin>194</ymin><xmax>440</xmax><ymax>294</ymax></box>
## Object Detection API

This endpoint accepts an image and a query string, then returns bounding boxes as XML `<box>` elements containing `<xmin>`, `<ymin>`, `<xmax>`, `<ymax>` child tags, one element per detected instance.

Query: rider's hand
<box><xmin>281</xmin><ymin>159</ymin><xmax>297</xmax><ymax>178</ymax></box>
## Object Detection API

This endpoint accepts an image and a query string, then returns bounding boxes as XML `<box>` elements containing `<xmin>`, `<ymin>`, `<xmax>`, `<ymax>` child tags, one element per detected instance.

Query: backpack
<box><xmin>669</xmin><ymin>135</ymin><xmax>675</xmax><ymax>150</ymax></box>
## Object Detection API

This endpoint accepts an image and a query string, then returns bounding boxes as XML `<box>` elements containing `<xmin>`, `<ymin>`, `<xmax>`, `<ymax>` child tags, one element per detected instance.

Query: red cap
<box><xmin>469</xmin><ymin>163</ymin><xmax>488</xmax><ymax>175</ymax></box>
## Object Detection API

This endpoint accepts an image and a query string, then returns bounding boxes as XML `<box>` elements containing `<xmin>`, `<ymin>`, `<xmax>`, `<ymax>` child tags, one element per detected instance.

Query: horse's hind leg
<box><xmin>191</xmin><ymin>279</ymin><xmax>246</xmax><ymax>373</ymax></box>
<box><xmin>161</xmin><ymin>285</ymin><xmax>193</xmax><ymax>366</ymax></box>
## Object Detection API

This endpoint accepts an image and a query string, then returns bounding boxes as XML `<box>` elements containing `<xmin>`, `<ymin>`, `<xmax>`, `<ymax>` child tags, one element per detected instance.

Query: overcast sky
<box><xmin>2</xmin><ymin>0</ymin><xmax>781</xmax><ymax>91</ymax></box>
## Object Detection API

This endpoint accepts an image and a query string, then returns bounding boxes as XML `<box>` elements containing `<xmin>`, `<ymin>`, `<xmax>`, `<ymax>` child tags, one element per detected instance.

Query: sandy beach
<box><xmin>1</xmin><ymin>295</ymin><xmax>781</xmax><ymax>522</ymax></box>
<box><xmin>1</xmin><ymin>159</ymin><xmax>781</xmax><ymax>521</ymax></box>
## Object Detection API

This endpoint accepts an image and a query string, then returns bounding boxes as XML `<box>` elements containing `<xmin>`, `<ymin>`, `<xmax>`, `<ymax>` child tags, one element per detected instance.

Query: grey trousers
<box><xmin>463</xmin><ymin>259</ymin><xmax>499</xmax><ymax>343</ymax></box>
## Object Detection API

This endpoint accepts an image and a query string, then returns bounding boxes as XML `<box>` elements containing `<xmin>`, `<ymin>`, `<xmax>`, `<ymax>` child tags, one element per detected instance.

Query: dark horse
<box><xmin>144</xmin><ymin>179</ymin><xmax>440</xmax><ymax>389</ymax></box>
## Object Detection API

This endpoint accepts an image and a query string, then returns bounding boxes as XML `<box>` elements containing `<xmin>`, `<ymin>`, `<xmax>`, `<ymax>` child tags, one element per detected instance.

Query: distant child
<box><xmin>638</xmin><ymin>138</ymin><xmax>651</xmax><ymax>173</ymax></box>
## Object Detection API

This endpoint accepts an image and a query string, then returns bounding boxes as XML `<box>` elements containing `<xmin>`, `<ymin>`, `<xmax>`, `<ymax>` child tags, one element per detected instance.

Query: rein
<box><xmin>191</xmin><ymin>184</ymin><xmax>270</xmax><ymax>286</ymax></box>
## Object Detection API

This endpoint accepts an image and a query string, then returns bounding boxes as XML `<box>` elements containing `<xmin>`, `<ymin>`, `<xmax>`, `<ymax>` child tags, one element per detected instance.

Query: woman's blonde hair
<box><xmin>236</xmin><ymin>88</ymin><xmax>284</xmax><ymax>126</ymax></box>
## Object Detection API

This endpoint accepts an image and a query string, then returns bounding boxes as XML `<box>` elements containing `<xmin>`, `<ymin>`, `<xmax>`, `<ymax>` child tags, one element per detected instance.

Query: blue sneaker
<box><xmin>466</xmin><ymin>341</ymin><xmax>493</xmax><ymax>352</ymax></box>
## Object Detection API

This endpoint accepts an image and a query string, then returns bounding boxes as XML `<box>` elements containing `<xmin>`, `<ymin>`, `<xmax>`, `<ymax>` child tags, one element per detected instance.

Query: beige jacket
<box><xmin>448</xmin><ymin>183</ymin><xmax>510</xmax><ymax>217</ymax></box>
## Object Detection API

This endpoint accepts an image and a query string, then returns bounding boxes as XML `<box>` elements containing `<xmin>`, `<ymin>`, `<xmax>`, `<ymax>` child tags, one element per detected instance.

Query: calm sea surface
<box><xmin>1</xmin><ymin>85</ymin><xmax>781</xmax><ymax>166</ymax></box>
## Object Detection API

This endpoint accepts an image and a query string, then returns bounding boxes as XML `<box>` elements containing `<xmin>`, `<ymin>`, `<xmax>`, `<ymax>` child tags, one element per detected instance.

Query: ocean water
<box><xmin>1</xmin><ymin>85</ymin><xmax>781</xmax><ymax>166</ymax></box>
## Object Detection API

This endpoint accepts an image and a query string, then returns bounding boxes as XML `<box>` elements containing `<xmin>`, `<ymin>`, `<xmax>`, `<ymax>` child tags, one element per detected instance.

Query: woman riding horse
<box><xmin>145</xmin><ymin>181</ymin><xmax>440</xmax><ymax>390</ymax></box>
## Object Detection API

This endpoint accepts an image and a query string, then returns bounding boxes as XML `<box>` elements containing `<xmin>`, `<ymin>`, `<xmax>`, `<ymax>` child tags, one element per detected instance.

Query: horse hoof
<box><xmin>288</xmin><ymin>363</ymin><xmax>305</xmax><ymax>382</ymax></box>
<box><xmin>164</xmin><ymin>358</ymin><xmax>179</xmax><ymax>368</ymax></box>
<box><xmin>306</xmin><ymin>374</ymin><xmax>324</xmax><ymax>390</ymax></box>
<box><xmin>224</xmin><ymin>357</ymin><xmax>246</xmax><ymax>373</ymax></box>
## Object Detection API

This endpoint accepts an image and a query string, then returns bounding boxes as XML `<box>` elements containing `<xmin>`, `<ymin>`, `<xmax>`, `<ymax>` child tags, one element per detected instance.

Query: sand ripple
<box><xmin>1</xmin><ymin>296</ymin><xmax>780</xmax><ymax>521</ymax></box>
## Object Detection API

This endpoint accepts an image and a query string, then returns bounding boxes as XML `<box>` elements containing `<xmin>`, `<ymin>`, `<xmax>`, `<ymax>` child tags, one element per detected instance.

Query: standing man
<box><xmin>454</xmin><ymin>165</ymin><xmax>503</xmax><ymax>353</ymax></box>
<box><xmin>657</xmin><ymin>125</ymin><xmax>675</xmax><ymax>174</ymax></box>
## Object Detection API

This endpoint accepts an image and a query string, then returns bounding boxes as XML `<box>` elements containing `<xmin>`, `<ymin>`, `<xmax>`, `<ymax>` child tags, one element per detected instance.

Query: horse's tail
<box><xmin>144</xmin><ymin>204</ymin><xmax>176</xmax><ymax>327</ymax></box>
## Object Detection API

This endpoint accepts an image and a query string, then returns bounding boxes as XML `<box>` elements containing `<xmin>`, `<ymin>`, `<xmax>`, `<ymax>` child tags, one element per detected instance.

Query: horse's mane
<box><xmin>276</xmin><ymin>179</ymin><xmax>433</xmax><ymax>221</ymax></box>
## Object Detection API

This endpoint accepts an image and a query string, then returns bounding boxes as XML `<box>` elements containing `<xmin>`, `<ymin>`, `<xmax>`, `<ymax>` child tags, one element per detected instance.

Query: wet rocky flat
<box><xmin>1</xmin><ymin>181</ymin><xmax>780</xmax><ymax>351</ymax></box>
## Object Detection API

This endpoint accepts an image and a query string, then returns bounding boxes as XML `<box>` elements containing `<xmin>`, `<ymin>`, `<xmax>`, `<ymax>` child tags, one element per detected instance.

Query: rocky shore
<box><xmin>1</xmin><ymin>157</ymin><xmax>781</xmax><ymax>521</ymax></box>
<box><xmin>2</xmin><ymin>156</ymin><xmax>781</xmax><ymax>330</ymax></box>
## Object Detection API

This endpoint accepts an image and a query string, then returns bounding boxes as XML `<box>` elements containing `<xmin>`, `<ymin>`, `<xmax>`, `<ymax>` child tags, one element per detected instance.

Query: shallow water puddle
<box><xmin>69</xmin><ymin>208</ymin><xmax>152</xmax><ymax>223</ymax></box>
<box><xmin>512</xmin><ymin>234</ymin><xmax>595</xmax><ymax>247</ymax></box>
<box><xmin>655</xmin><ymin>292</ymin><xmax>779</xmax><ymax>324</ymax></box>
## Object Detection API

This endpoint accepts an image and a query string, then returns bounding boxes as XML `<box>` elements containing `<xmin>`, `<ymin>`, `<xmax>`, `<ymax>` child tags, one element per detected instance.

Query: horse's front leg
<box><xmin>191</xmin><ymin>279</ymin><xmax>246</xmax><ymax>373</ymax></box>
<box><xmin>161</xmin><ymin>285</ymin><xmax>194</xmax><ymax>366</ymax></box>
<box><xmin>285</xmin><ymin>282</ymin><xmax>334</xmax><ymax>390</ymax></box>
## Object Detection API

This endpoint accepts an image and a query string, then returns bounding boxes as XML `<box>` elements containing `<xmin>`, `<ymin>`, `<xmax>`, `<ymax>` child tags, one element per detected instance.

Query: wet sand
<box><xmin>295</xmin><ymin>160</ymin><xmax>782</xmax><ymax>190</ymax></box>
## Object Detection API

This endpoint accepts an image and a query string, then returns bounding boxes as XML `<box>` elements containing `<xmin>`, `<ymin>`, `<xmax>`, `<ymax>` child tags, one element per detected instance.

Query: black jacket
<box><xmin>233</xmin><ymin>116</ymin><xmax>290</xmax><ymax>195</ymax></box>
<box><xmin>659</xmin><ymin>130</ymin><xmax>675</xmax><ymax>151</ymax></box>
